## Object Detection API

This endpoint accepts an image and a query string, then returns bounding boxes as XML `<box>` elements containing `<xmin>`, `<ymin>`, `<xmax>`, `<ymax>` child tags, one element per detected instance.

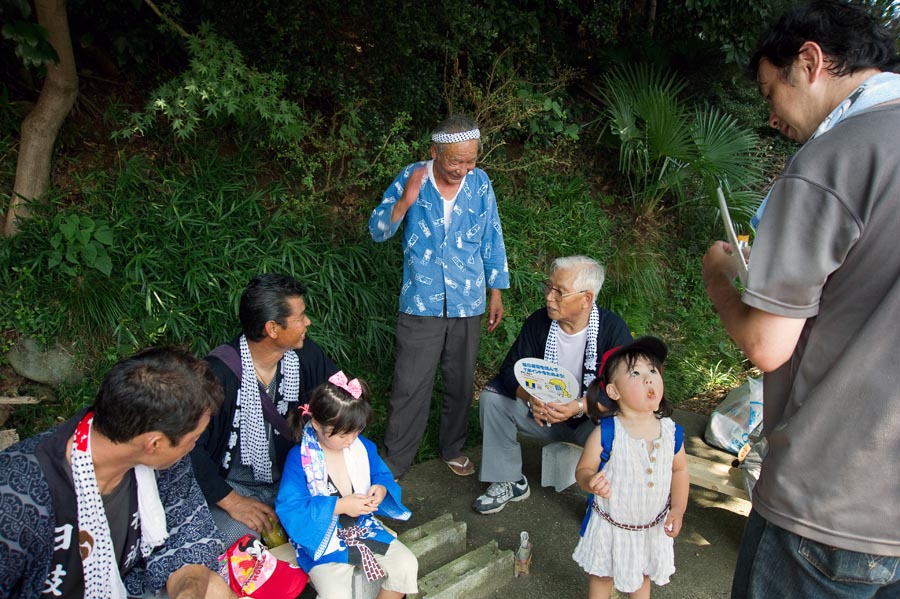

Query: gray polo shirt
<box><xmin>743</xmin><ymin>104</ymin><xmax>900</xmax><ymax>556</ymax></box>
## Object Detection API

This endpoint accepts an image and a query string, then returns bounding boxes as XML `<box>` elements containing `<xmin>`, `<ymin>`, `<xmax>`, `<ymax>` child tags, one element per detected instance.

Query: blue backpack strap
<box><xmin>674</xmin><ymin>423</ymin><xmax>684</xmax><ymax>454</ymax></box>
<box><xmin>599</xmin><ymin>416</ymin><xmax>615</xmax><ymax>470</ymax></box>
<box><xmin>580</xmin><ymin>416</ymin><xmax>616</xmax><ymax>537</ymax></box>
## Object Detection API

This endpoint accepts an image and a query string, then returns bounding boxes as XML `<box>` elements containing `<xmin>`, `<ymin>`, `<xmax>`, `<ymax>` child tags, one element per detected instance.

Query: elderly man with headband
<box><xmin>369</xmin><ymin>115</ymin><xmax>509</xmax><ymax>480</ymax></box>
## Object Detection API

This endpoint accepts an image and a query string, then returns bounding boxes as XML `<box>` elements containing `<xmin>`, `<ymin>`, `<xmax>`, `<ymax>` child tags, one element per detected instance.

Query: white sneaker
<box><xmin>472</xmin><ymin>478</ymin><xmax>530</xmax><ymax>514</ymax></box>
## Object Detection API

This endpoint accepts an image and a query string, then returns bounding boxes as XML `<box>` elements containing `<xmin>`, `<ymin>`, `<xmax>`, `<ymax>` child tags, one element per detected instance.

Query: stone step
<box><xmin>235</xmin><ymin>514</ymin><xmax>513</xmax><ymax>599</ymax></box>
<box><xmin>351</xmin><ymin>513</ymin><xmax>468</xmax><ymax>599</ymax></box>
<box><xmin>398</xmin><ymin>513</ymin><xmax>467</xmax><ymax>574</ymax></box>
<box><xmin>409</xmin><ymin>540</ymin><xmax>514</xmax><ymax>599</ymax></box>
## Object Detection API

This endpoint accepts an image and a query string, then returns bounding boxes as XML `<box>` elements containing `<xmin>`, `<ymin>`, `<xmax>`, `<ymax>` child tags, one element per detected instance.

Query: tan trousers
<box><xmin>308</xmin><ymin>539</ymin><xmax>418</xmax><ymax>599</ymax></box>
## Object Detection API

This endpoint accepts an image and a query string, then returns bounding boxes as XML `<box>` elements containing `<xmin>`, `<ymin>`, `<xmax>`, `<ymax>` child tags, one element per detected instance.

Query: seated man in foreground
<box><xmin>474</xmin><ymin>255</ymin><xmax>632</xmax><ymax>514</ymax></box>
<box><xmin>0</xmin><ymin>347</ymin><xmax>233</xmax><ymax>599</ymax></box>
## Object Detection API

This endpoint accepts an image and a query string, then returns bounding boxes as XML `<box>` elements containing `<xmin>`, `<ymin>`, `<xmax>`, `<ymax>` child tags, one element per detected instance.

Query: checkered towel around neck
<box><xmin>544</xmin><ymin>303</ymin><xmax>601</xmax><ymax>392</ymax></box>
<box><xmin>71</xmin><ymin>412</ymin><xmax>168</xmax><ymax>599</ymax></box>
<box><xmin>238</xmin><ymin>335</ymin><xmax>299</xmax><ymax>482</ymax></box>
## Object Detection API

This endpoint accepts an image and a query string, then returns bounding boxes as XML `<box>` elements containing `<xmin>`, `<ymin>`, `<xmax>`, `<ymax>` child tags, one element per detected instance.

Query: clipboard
<box><xmin>716</xmin><ymin>186</ymin><xmax>749</xmax><ymax>285</ymax></box>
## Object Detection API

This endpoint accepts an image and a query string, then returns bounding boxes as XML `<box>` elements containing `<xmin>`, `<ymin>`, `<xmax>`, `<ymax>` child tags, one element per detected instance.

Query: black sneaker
<box><xmin>472</xmin><ymin>477</ymin><xmax>530</xmax><ymax>514</ymax></box>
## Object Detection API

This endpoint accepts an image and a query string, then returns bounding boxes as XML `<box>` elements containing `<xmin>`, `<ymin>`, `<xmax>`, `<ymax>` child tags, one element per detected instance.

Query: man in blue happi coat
<box><xmin>369</xmin><ymin>115</ymin><xmax>509</xmax><ymax>479</ymax></box>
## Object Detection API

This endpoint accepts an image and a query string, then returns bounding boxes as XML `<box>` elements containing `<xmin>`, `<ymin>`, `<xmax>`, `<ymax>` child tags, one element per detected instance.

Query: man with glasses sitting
<box><xmin>473</xmin><ymin>255</ymin><xmax>632</xmax><ymax>514</ymax></box>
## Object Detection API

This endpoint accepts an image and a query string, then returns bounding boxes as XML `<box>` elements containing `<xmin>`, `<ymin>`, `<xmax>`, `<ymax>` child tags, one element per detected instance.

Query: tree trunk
<box><xmin>646</xmin><ymin>0</ymin><xmax>657</xmax><ymax>36</ymax></box>
<box><xmin>3</xmin><ymin>0</ymin><xmax>78</xmax><ymax>237</ymax></box>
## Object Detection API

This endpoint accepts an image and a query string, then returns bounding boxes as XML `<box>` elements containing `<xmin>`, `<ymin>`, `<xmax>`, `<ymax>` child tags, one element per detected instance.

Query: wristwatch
<box><xmin>575</xmin><ymin>399</ymin><xmax>585</xmax><ymax>418</ymax></box>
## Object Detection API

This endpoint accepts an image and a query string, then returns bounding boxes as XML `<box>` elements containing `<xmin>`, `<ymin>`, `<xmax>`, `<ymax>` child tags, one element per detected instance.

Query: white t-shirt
<box><xmin>556</xmin><ymin>325</ymin><xmax>587</xmax><ymax>389</ymax></box>
<box><xmin>426</xmin><ymin>160</ymin><xmax>461</xmax><ymax>233</ymax></box>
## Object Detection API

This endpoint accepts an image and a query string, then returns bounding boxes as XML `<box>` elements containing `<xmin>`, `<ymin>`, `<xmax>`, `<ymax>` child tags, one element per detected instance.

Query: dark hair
<box><xmin>585</xmin><ymin>350</ymin><xmax>672</xmax><ymax>422</ymax></box>
<box><xmin>92</xmin><ymin>346</ymin><xmax>223</xmax><ymax>445</ymax></box>
<box><xmin>289</xmin><ymin>375</ymin><xmax>373</xmax><ymax>441</ymax></box>
<box><xmin>749</xmin><ymin>0</ymin><xmax>900</xmax><ymax>79</ymax></box>
<box><xmin>239</xmin><ymin>274</ymin><xmax>308</xmax><ymax>341</ymax></box>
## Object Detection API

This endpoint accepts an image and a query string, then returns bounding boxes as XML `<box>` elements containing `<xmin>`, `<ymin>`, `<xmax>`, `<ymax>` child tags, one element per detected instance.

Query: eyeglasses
<box><xmin>542</xmin><ymin>281</ymin><xmax>587</xmax><ymax>301</ymax></box>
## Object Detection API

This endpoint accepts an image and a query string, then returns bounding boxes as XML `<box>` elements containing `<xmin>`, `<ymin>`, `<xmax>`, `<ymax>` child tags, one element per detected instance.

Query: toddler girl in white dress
<box><xmin>572</xmin><ymin>337</ymin><xmax>689</xmax><ymax>599</ymax></box>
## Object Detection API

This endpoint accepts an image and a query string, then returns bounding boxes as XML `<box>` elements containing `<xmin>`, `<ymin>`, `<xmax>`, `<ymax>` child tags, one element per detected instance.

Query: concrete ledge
<box><xmin>272</xmin><ymin>515</ymin><xmax>471</xmax><ymax>599</ymax></box>
<box><xmin>410</xmin><ymin>540</ymin><xmax>513</xmax><ymax>599</ymax></box>
<box><xmin>399</xmin><ymin>513</ymin><xmax>467</xmax><ymax>574</ymax></box>
<box><xmin>351</xmin><ymin>568</ymin><xmax>383</xmax><ymax>599</ymax></box>
<box><xmin>540</xmin><ymin>441</ymin><xmax>581</xmax><ymax>492</ymax></box>
<box><xmin>687</xmin><ymin>454</ymin><xmax>749</xmax><ymax>502</ymax></box>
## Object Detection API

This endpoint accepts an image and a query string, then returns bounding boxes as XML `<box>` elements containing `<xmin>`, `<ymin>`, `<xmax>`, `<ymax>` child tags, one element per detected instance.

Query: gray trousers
<box><xmin>209</xmin><ymin>458</ymin><xmax>279</xmax><ymax>547</ymax></box>
<box><xmin>478</xmin><ymin>389</ymin><xmax>596</xmax><ymax>483</ymax></box>
<box><xmin>383</xmin><ymin>313</ymin><xmax>482</xmax><ymax>477</ymax></box>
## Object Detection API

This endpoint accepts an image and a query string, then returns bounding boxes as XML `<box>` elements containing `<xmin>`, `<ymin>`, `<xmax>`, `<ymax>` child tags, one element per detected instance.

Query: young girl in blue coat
<box><xmin>276</xmin><ymin>372</ymin><xmax>418</xmax><ymax>599</ymax></box>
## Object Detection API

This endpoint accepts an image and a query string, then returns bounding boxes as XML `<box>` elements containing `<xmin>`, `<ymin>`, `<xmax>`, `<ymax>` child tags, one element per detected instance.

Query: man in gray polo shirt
<box><xmin>702</xmin><ymin>2</ymin><xmax>900</xmax><ymax>597</ymax></box>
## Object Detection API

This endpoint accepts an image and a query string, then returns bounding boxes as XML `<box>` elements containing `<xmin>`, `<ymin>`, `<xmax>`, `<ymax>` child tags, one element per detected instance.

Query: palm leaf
<box><xmin>691</xmin><ymin>105</ymin><xmax>762</xmax><ymax>189</ymax></box>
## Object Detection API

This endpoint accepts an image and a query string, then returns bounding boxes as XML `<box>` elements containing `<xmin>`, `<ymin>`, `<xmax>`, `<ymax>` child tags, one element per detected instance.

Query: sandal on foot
<box><xmin>443</xmin><ymin>456</ymin><xmax>475</xmax><ymax>476</ymax></box>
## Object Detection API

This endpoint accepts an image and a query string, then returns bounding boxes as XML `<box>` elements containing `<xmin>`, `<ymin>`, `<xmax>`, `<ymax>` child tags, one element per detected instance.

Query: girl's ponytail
<box><xmin>288</xmin><ymin>402</ymin><xmax>313</xmax><ymax>442</ymax></box>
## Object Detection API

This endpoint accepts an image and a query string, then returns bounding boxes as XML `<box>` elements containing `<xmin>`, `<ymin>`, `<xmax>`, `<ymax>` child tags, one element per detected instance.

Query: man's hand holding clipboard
<box><xmin>715</xmin><ymin>186</ymin><xmax>749</xmax><ymax>285</ymax></box>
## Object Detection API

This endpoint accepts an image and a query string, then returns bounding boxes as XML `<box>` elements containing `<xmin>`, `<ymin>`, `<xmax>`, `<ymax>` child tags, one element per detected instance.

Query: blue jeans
<box><xmin>732</xmin><ymin>510</ymin><xmax>900</xmax><ymax>598</ymax></box>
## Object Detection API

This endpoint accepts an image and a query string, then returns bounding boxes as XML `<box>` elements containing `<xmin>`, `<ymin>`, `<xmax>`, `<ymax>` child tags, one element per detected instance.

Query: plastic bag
<box><xmin>220</xmin><ymin>534</ymin><xmax>308</xmax><ymax>599</ymax></box>
<box><xmin>704</xmin><ymin>376</ymin><xmax>763</xmax><ymax>455</ymax></box>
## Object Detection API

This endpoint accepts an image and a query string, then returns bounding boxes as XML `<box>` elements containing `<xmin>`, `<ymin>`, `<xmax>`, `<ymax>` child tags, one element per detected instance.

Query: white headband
<box><xmin>431</xmin><ymin>128</ymin><xmax>480</xmax><ymax>144</ymax></box>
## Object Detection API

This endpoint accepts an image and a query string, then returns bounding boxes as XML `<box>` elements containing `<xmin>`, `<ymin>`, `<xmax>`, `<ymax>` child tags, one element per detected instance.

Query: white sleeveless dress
<box><xmin>572</xmin><ymin>416</ymin><xmax>676</xmax><ymax>593</ymax></box>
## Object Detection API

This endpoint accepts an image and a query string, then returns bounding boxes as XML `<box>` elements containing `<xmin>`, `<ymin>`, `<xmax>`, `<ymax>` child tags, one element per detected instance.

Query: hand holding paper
<box><xmin>716</xmin><ymin>186</ymin><xmax>749</xmax><ymax>285</ymax></box>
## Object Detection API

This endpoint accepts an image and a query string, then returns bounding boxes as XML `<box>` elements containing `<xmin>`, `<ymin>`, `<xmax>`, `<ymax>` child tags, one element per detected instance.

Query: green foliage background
<box><xmin>0</xmin><ymin>0</ymin><xmax>815</xmax><ymax>458</ymax></box>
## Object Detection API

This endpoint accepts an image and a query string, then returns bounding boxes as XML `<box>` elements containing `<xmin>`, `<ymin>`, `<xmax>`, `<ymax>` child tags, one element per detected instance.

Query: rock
<box><xmin>7</xmin><ymin>337</ymin><xmax>84</xmax><ymax>386</ymax></box>
<box><xmin>23</xmin><ymin>384</ymin><xmax>57</xmax><ymax>404</ymax></box>
<box><xmin>0</xmin><ymin>429</ymin><xmax>19</xmax><ymax>451</ymax></box>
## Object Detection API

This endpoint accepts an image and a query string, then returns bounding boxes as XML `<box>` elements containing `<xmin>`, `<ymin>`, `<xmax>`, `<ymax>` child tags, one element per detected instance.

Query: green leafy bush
<box><xmin>118</xmin><ymin>25</ymin><xmax>309</xmax><ymax>145</ymax></box>
<box><xmin>1</xmin><ymin>0</ymin><xmax>58</xmax><ymax>72</ymax></box>
<box><xmin>0</xmin><ymin>146</ymin><xmax>396</xmax><ymax>366</ymax></box>
<box><xmin>47</xmin><ymin>214</ymin><xmax>114</xmax><ymax>277</ymax></box>
<box><xmin>592</xmin><ymin>63</ymin><xmax>763</xmax><ymax>218</ymax></box>
<box><xmin>657</xmin><ymin>0</ymin><xmax>792</xmax><ymax>66</ymax></box>
<box><xmin>655</xmin><ymin>248</ymin><xmax>747</xmax><ymax>401</ymax></box>
<box><xmin>0</xmin><ymin>139</ymin><xmax>755</xmax><ymax>457</ymax></box>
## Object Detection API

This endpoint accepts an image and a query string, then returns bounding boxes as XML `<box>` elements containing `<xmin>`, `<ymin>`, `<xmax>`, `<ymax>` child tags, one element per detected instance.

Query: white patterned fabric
<box><xmin>71</xmin><ymin>412</ymin><xmax>128</xmax><ymax>599</ymax></box>
<box><xmin>543</xmin><ymin>303</ymin><xmax>600</xmax><ymax>392</ymax></box>
<box><xmin>431</xmin><ymin>128</ymin><xmax>480</xmax><ymax>144</ymax></box>
<box><xmin>300</xmin><ymin>422</ymin><xmax>371</xmax><ymax>498</ymax></box>
<box><xmin>299</xmin><ymin>422</ymin><xmax>329</xmax><ymax>497</ymax></box>
<box><xmin>135</xmin><ymin>466</ymin><xmax>168</xmax><ymax>558</ymax></box>
<box><xmin>573</xmin><ymin>417</ymin><xmax>676</xmax><ymax>593</ymax></box>
<box><xmin>238</xmin><ymin>335</ymin><xmax>299</xmax><ymax>482</ymax></box>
